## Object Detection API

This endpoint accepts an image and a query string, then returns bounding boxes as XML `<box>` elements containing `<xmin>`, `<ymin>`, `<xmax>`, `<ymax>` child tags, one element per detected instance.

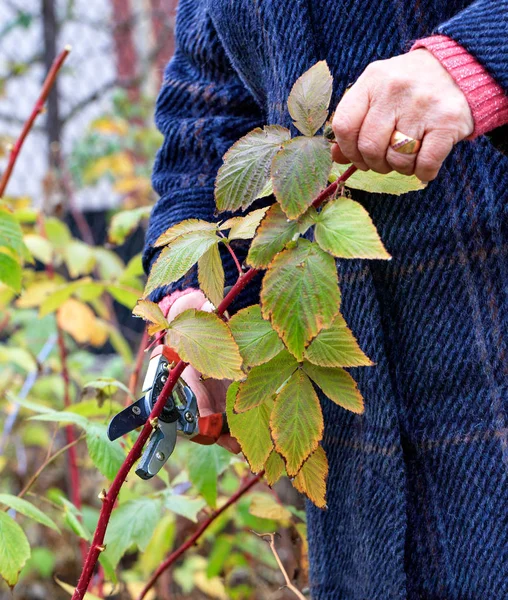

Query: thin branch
<box><xmin>137</xmin><ymin>471</ymin><xmax>265</xmax><ymax>600</ymax></box>
<box><xmin>0</xmin><ymin>46</ymin><xmax>71</xmax><ymax>198</ymax></box>
<box><xmin>254</xmin><ymin>533</ymin><xmax>306</xmax><ymax>600</ymax></box>
<box><xmin>71</xmin><ymin>163</ymin><xmax>359</xmax><ymax>599</ymax></box>
<box><xmin>218</xmin><ymin>233</ymin><xmax>243</xmax><ymax>276</ymax></box>
<box><xmin>16</xmin><ymin>434</ymin><xmax>85</xmax><ymax>500</ymax></box>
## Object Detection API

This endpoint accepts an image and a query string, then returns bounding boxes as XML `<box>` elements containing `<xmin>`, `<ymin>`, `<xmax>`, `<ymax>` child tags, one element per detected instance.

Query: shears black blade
<box><xmin>107</xmin><ymin>396</ymin><xmax>150</xmax><ymax>441</ymax></box>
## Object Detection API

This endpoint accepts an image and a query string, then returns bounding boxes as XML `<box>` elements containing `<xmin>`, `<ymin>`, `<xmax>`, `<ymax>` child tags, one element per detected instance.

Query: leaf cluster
<box><xmin>142</xmin><ymin>60</ymin><xmax>423</xmax><ymax>508</ymax></box>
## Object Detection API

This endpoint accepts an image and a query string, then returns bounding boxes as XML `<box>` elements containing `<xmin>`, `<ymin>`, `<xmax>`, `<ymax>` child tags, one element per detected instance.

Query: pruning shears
<box><xmin>107</xmin><ymin>346</ymin><xmax>228</xmax><ymax>480</ymax></box>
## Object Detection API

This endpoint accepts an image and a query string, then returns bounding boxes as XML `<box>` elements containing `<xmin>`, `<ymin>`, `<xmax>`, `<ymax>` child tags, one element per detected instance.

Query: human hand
<box><xmin>331</xmin><ymin>49</ymin><xmax>474</xmax><ymax>181</ymax></box>
<box><xmin>166</xmin><ymin>290</ymin><xmax>241</xmax><ymax>453</ymax></box>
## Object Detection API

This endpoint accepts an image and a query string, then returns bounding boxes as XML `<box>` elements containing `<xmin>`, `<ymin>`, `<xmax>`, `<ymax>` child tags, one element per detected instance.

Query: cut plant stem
<box><xmin>0</xmin><ymin>46</ymin><xmax>71</xmax><ymax>198</ymax></box>
<box><xmin>72</xmin><ymin>162</ymin><xmax>358</xmax><ymax>599</ymax></box>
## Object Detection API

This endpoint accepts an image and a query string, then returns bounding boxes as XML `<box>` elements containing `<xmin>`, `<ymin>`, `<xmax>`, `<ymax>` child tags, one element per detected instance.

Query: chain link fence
<box><xmin>0</xmin><ymin>0</ymin><xmax>177</xmax><ymax>211</ymax></box>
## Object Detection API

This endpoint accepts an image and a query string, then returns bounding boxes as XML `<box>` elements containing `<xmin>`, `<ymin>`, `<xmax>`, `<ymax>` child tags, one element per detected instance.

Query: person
<box><xmin>142</xmin><ymin>1</ymin><xmax>508</xmax><ymax>598</ymax></box>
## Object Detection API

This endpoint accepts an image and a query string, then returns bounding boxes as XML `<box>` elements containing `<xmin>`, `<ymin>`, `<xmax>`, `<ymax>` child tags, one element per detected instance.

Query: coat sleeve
<box><xmin>142</xmin><ymin>0</ymin><xmax>265</xmax><ymax>304</ymax></box>
<box><xmin>435</xmin><ymin>0</ymin><xmax>508</xmax><ymax>91</ymax></box>
<box><xmin>435</xmin><ymin>0</ymin><xmax>508</xmax><ymax>153</ymax></box>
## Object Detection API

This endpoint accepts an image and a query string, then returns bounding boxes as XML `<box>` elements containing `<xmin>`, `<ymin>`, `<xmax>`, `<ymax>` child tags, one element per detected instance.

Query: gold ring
<box><xmin>390</xmin><ymin>130</ymin><xmax>422</xmax><ymax>154</ymax></box>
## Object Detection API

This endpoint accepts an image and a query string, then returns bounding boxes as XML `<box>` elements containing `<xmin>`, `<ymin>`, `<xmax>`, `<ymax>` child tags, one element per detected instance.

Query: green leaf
<box><xmin>163</xmin><ymin>495</ymin><xmax>206</xmax><ymax>523</ymax></box>
<box><xmin>304</xmin><ymin>313</ymin><xmax>373</xmax><ymax>367</ymax></box>
<box><xmin>154</xmin><ymin>219</ymin><xmax>218</xmax><ymax>248</ymax></box>
<box><xmin>187</xmin><ymin>444</ymin><xmax>232</xmax><ymax>508</ymax></box>
<box><xmin>86</xmin><ymin>423</ymin><xmax>126</xmax><ymax>480</ymax></box>
<box><xmin>314</xmin><ymin>197</ymin><xmax>390</xmax><ymax>259</ymax></box>
<box><xmin>246</xmin><ymin>204</ymin><xmax>297</xmax><ymax>269</ymax></box>
<box><xmin>0</xmin><ymin>346</ymin><xmax>37</xmax><ymax>372</ymax></box>
<box><xmin>302</xmin><ymin>361</ymin><xmax>364</xmax><ymax>413</ymax></box>
<box><xmin>271</xmin><ymin>369</ymin><xmax>323</xmax><ymax>476</ymax></box>
<box><xmin>0</xmin><ymin>494</ymin><xmax>59</xmax><ymax>532</ymax></box>
<box><xmin>198</xmin><ymin>242</ymin><xmax>225</xmax><ymax>308</ymax></box>
<box><xmin>271</xmin><ymin>136</ymin><xmax>332</xmax><ymax>219</ymax></box>
<box><xmin>229</xmin><ymin>304</ymin><xmax>284</xmax><ymax>367</ymax></box>
<box><xmin>166</xmin><ymin>309</ymin><xmax>243</xmax><ymax>380</ymax></box>
<box><xmin>29</xmin><ymin>410</ymin><xmax>89</xmax><ymax>429</ymax></box>
<box><xmin>108</xmin><ymin>206</ymin><xmax>151</xmax><ymax>245</ymax></box>
<box><xmin>261</xmin><ymin>239</ymin><xmax>341</xmax><ymax>361</ymax></box>
<box><xmin>219</xmin><ymin>206</ymin><xmax>270</xmax><ymax>241</ymax></box>
<box><xmin>140</xmin><ymin>514</ymin><xmax>176</xmax><ymax>577</ymax></box>
<box><xmin>206</xmin><ymin>535</ymin><xmax>234</xmax><ymax>579</ymax></box>
<box><xmin>287</xmin><ymin>60</ymin><xmax>333</xmax><ymax>137</ymax></box>
<box><xmin>293</xmin><ymin>445</ymin><xmax>328</xmax><ymax>508</ymax></box>
<box><xmin>61</xmin><ymin>500</ymin><xmax>90</xmax><ymax>541</ymax></box>
<box><xmin>330</xmin><ymin>162</ymin><xmax>426</xmax><ymax>195</ymax></box>
<box><xmin>94</xmin><ymin>248</ymin><xmax>125</xmax><ymax>280</ymax></box>
<box><xmin>38</xmin><ymin>277</ymin><xmax>95</xmax><ymax>317</ymax></box>
<box><xmin>103</xmin><ymin>498</ymin><xmax>161</xmax><ymax>568</ymax></box>
<box><xmin>256</xmin><ymin>177</ymin><xmax>274</xmax><ymax>199</ymax></box>
<box><xmin>63</xmin><ymin>240</ymin><xmax>96</xmax><ymax>278</ymax></box>
<box><xmin>84</xmin><ymin>377</ymin><xmax>133</xmax><ymax>398</ymax></box>
<box><xmin>23</xmin><ymin>234</ymin><xmax>53</xmax><ymax>264</ymax></box>
<box><xmin>264</xmin><ymin>451</ymin><xmax>285</xmax><ymax>486</ymax></box>
<box><xmin>144</xmin><ymin>233</ymin><xmax>218</xmax><ymax>297</ymax></box>
<box><xmin>106</xmin><ymin>284</ymin><xmax>140</xmax><ymax>309</ymax></box>
<box><xmin>235</xmin><ymin>350</ymin><xmax>298</xmax><ymax>413</ymax></box>
<box><xmin>132</xmin><ymin>299</ymin><xmax>169</xmax><ymax>335</ymax></box>
<box><xmin>0</xmin><ymin>208</ymin><xmax>25</xmax><ymax>257</ymax></box>
<box><xmin>215</xmin><ymin>125</ymin><xmax>291</xmax><ymax>213</ymax></box>
<box><xmin>0</xmin><ymin>252</ymin><xmax>22</xmax><ymax>292</ymax></box>
<box><xmin>226</xmin><ymin>382</ymin><xmax>273</xmax><ymax>472</ymax></box>
<box><xmin>44</xmin><ymin>217</ymin><xmax>71</xmax><ymax>249</ymax></box>
<box><xmin>0</xmin><ymin>511</ymin><xmax>31</xmax><ymax>587</ymax></box>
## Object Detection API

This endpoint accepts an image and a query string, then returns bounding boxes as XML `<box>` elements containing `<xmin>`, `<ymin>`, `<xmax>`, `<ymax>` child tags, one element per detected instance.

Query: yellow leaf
<box><xmin>194</xmin><ymin>571</ymin><xmax>228</xmax><ymax>600</ymax></box>
<box><xmin>83</xmin><ymin>152</ymin><xmax>134</xmax><ymax>184</ymax></box>
<box><xmin>57</xmin><ymin>298</ymin><xmax>97</xmax><ymax>344</ymax></box>
<box><xmin>249</xmin><ymin>493</ymin><xmax>291</xmax><ymax>522</ymax></box>
<box><xmin>91</xmin><ymin>116</ymin><xmax>129</xmax><ymax>136</ymax></box>
<box><xmin>113</xmin><ymin>176</ymin><xmax>151</xmax><ymax>196</ymax></box>
<box><xmin>16</xmin><ymin>280</ymin><xmax>60</xmax><ymax>308</ymax></box>
<box><xmin>132</xmin><ymin>299</ymin><xmax>169</xmax><ymax>334</ymax></box>
<box><xmin>88</xmin><ymin>318</ymin><xmax>109</xmax><ymax>347</ymax></box>
<box><xmin>270</xmin><ymin>370</ymin><xmax>324</xmax><ymax>476</ymax></box>
<box><xmin>293</xmin><ymin>446</ymin><xmax>328</xmax><ymax>509</ymax></box>
<box><xmin>264</xmin><ymin>450</ymin><xmax>285</xmax><ymax>486</ymax></box>
<box><xmin>55</xmin><ymin>576</ymin><xmax>103</xmax><ymax>600</ymax></box>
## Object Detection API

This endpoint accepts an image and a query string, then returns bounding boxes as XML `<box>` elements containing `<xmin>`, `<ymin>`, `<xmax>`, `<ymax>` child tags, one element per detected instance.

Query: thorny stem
<box><xmin>0</xmin><ymin>46</ymin><xmax>71</xmax><ymax>198</ymax></box>
<box><xmin>137</xmin><ymin>471</ymin><xmax>265</xmax><ymax>600</ymax></box>
<box><xmin>255</xmin><ymin>533</ymin><xmax>307</xmax><ymax>600</ymax></box>
<box><xmin>72</xmin><ymin>163</ymin><xmax>359</xmax><ymax>599</ymax></box>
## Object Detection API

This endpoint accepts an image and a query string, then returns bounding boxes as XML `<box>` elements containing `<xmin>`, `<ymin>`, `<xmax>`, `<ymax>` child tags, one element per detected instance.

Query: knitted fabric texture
<box><xmin>411</xmin><ymin>35</ymin><xmax>508</xmax><ymax>138</ymax></box>
<box><xmin>144</xmin><ymin>1</ymin><xmax>508</xmax><ymax>598</ymax></box>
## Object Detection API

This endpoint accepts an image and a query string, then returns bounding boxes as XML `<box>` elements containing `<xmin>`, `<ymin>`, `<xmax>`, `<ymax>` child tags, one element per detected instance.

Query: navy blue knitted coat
<box><xmin>143</xmin><ymin>1</ymin><xmax>508</xmax><ymax>598</ymax></box>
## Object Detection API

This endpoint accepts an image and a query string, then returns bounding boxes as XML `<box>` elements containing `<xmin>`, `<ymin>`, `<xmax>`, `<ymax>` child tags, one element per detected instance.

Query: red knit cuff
<box><xmin>158</xmin><ymin>288</ymin><xmax>199</xmax><ymax>318</ymax></box>
<box><xmin>411</xmin><ymin>35</ymin><xmax>508</xmax><ymax>139</ymax></box>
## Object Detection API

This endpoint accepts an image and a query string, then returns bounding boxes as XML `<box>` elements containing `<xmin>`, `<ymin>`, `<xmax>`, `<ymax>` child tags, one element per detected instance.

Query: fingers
<box><xmin>332</xmin><ymin>81</ymin><xmax>370</xmax><ymax>170</ymax></box>
<box><xmin>414</xmin><ymin>130</ymin><xmax>454</xmax><ymax>181</ymax></box>
<box><xmin>167</xmin><ymin>290</ymin><xmax>214</xmax><ymax>324</ymax></box>
<box><xmin>357</xmin><ymin>105</ymin><xmax>395</xmax><ymax>174</ymax></box>
<box><xmin>385</xmin><ymin>121</ymin><xmax>426</xmax><ymax>176</ymax></box>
